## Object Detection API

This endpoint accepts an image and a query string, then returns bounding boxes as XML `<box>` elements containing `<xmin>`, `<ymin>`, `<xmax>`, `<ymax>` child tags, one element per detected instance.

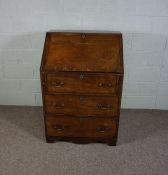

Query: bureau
<box><xmin>40</xmin><ymin>31</ymin><xmax>124</xmax><ymax>146</ymax></box>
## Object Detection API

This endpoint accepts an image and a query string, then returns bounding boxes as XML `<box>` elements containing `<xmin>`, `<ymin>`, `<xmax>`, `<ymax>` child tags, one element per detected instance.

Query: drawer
<box><xmin>46</xmin><ymin>116</ymin><xmax>117</xmax><ymax>138</ymax></box>
<box><xmin>44</xmin><ymin>72</ymin><xmax>120</xmax><ymax>95</ymax></box>
<box><xmin>45</xmin><ymin>94</ymin><xmax>119</xmax><ymax>117</ymax></box>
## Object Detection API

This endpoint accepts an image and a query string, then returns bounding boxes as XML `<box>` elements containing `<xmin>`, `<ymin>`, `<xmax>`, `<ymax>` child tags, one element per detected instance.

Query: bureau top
<box><xmin>41</xmin><ymin>32</ymin><xmax>123</xmax><ymax>74</ymax></box>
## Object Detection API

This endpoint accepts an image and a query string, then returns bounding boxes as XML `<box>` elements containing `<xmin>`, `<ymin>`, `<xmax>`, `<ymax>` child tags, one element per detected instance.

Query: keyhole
<box><xmin>82</xmin><ymin>34</ymin><xmax>85</xmax><ymax>39</ymax></box>
<box><xmin>79</xmin><ymin>96</ymin><xmax>84</xmax><ymax>101</ymax></box>
<box><xmin>80</xmin><ymin>74</ymin><xmax>84</xmax><ymax>80</ymax></box>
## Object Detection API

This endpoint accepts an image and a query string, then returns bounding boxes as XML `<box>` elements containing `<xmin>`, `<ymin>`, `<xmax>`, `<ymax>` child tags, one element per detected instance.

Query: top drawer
<box><xmin>43</xmin><ymin>72</ymin><xmax>121</xmax><ymax>95</ymax></box>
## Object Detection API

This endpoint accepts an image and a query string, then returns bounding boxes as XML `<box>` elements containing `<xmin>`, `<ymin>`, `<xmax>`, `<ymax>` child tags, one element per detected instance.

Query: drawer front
<box><xmin>46</xmin><ymin>116</ymin><xmax>80</xmax><ymax>137</ymax></box>
<box><xmin>46</xmin><ymin>116</ymin><xmax>117</xmax><ymax>138</ymax></box>
<box><xmin>81</xmin><ymin>117</ymin><xmax>117</xmax><ymax>138</ymax></box>
<box><xmin>44</xmin><ymin>72</ymin><xmax>120</xmax><ymax>95</ymax></box>
<box><xmin>45</xmin><ymin>94</ymin><xmax>119</xmax><ymax>116</ymax></box>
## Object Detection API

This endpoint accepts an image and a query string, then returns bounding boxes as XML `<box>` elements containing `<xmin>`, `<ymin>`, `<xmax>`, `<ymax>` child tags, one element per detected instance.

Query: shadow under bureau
<box><xmin>40</xmin><ymin>31</ymin><xmax>124</xmax><ymax>146</ymax></box>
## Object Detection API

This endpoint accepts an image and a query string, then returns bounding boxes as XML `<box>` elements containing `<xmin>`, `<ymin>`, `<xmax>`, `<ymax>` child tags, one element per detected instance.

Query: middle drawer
<box><xmin>44</xmin><ymin>94</ymin><xmax>119</xmax><ymax>117</ymax></box>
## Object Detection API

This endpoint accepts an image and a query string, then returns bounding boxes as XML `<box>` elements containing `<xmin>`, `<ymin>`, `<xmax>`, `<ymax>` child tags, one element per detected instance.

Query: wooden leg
<box><xmin>46</xmin><ymin>137</ymin><xmax>55</xmax><ymax>143</ymax></box>
<box><xmin>108</xmin><ymin>142</ymin><xmax>116</xmax><ymax>146</ymax></box>
<box><xmin>107</xmin><ymin>139</ymin><xmax>117</xmax><ymax>146</ymax></box>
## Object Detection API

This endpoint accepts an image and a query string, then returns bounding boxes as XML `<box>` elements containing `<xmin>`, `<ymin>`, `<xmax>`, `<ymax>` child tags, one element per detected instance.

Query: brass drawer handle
<box><xmin>51</xmin><ymin>103</ymin><xmax>65</xmax><ymax>109</ymax></box>
<box><xmin>97</xmin><ymin>126</ymin><xmax>110</xmax><ymax>133</ymax></box>
<box><xmin>53</xmin><ymin>124</ymin><xmax>67</xmax><ymax>131</ymax></box>
<box><xmin>97</xmin><ymin>104</ymin><xmax>112</xmax><ymax>109</ymax></box>
<box><xmin>50</xmin><ymin>81</ymin><xmax>64</xmax><ymax>87</ymax></box>
<box><xmin>98</xmin><ymin>83</ymin><xmax>112</xmax><ymax>88</ymax></box>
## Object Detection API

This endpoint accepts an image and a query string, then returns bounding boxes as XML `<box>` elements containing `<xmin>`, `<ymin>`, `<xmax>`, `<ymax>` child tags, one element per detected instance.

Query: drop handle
<box><xmin>98</xmin><ymin>83</ymin><xmax>112</xmax><ymax>88</ymax></box>
<box><xmin>50</xmin><ymin>81</ymin><xmax>64</xmax><ymax>87</ymax></box>
<box><xmin>53</xmin><ymin>124</ymin><xmax>67</xmax><ymax>131</ymax></box>
<box><xmin>97</xmin><ymin>104</ymin><xmax>112</xmax><ymax>109</ymax></box>
<box><xmin>51</xmin><ymin>103</ymin><xmax>65</xmax><ymax>109</ymax></box>
<box><xmin>97</xmin><ymin>126</ymin><xmax>110</xmax><ymax>133</ymax></box>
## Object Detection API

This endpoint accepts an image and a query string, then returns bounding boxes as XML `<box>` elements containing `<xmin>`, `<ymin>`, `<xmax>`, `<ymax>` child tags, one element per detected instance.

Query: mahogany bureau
<box><xmin>40</xmin><ymin>31</ymin><xmax>124</xmax><ymax>146</ymax></box>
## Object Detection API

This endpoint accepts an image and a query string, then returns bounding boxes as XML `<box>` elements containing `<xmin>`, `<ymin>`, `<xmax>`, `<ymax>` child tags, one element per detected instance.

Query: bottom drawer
<box><xmin>46</xmin><ymin>116</ymin><xmax>117</xmax><ymax>138</ymax></box>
